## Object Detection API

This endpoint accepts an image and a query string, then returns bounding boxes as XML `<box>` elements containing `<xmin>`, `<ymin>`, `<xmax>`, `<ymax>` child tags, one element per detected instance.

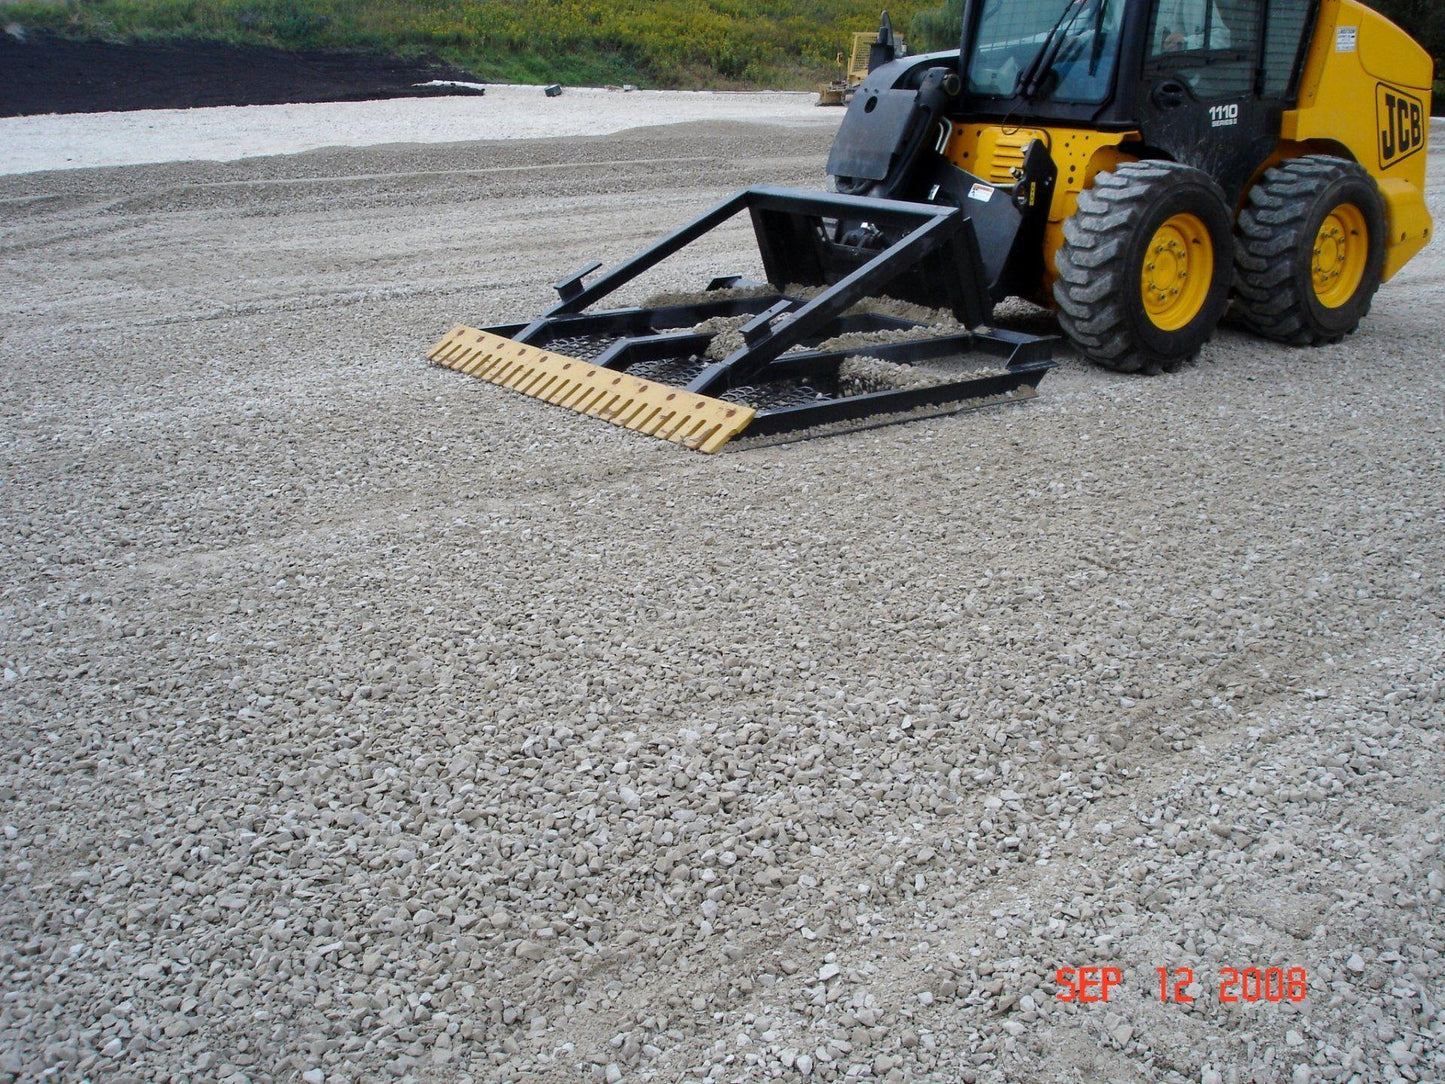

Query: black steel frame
<box><xmin>487</xmin><ymin>185</ymin><xmax>1056</xmax><ymax>439</ymax></box>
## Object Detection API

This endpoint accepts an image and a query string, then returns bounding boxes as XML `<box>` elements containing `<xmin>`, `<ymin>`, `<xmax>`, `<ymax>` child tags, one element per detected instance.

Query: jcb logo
<box><xmin>1377</xmin><ymin>84</ymin><xmax>1425</xmax><ymax>169</ymax></box>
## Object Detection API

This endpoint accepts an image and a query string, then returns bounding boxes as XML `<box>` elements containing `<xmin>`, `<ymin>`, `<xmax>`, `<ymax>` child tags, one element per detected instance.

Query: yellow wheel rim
<box><xmin>1312</xmin><ymin>203</ymin><xmax>1368</xmax><ymax>309</ymax></box>
<box><xmin>1141</xmin><ymin>213</ymin><xmax>1214</xmax><ymax>332</ymax></box>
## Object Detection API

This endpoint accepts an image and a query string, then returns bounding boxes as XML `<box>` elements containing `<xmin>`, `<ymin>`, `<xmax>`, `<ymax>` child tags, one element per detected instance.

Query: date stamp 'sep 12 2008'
<box><xmin>1054</xmin><ymin>966</ymin><xmax>1308</xmax><ymax>1005</ymax></box>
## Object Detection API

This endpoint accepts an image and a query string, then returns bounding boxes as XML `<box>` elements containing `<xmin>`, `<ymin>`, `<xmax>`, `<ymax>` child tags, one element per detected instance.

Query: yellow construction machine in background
<box><xmin>819</xmin><ymin>20</ymin><xmax>907</xmax><ymax>105</ymax></box>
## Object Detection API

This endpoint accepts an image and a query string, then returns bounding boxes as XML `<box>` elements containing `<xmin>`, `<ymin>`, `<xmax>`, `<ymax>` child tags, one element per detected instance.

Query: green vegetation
<box><xmin>907</xmin><ymin>0</ymin><xmax>962</xmax><ymax>54</ymax></box>
<box><xmin>10</xmin><ymin>0</ymin><xmax>1439</xmax><ymax>92</ymax></box>
<box><xmin>3</xmin><ymin>0</ymin><xmax>930</xmax><ymax>89</ymax></box>
<box><xmin>909</xmin><ymin>0</ymin><xmax>1442</xmax><ymax>80</ymax></box>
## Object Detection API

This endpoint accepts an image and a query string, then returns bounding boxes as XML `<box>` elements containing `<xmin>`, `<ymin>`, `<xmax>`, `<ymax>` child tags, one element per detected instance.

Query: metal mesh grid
<box><xmin>534</xmin><ymin>334</ymin><xmax>616</xmax><ymax>363</ymax></box>
<box><xmin>625</xmin><ymin>355</ymin><xmax>836</xmax><ymax>412</ymax></box>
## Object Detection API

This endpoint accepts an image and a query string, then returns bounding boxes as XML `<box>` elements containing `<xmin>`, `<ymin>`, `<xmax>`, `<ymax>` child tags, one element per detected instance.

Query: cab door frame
<box><xmin>1133</xmin><ymin>0</ymin><xmax>1323</xmax><ymax>203</ymax></box>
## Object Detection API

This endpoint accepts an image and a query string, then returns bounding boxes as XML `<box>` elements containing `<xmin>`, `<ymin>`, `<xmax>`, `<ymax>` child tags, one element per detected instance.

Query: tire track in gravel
<box><xmin>646</xmin><ymin>622</ymin><xmax>1442</xmax><ymax>1080</ymax></box>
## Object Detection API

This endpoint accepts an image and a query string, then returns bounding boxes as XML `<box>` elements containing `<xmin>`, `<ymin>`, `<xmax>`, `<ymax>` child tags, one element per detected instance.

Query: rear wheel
<box><xmin>1054</xmin><ymin>161</ymin><xmax>1235</xmax><ymax>373</ymax></box>
<box><xmin>1234</xmin><ymin>156</ymin><xmax>1386</xmax><ymax>345</ymax></box>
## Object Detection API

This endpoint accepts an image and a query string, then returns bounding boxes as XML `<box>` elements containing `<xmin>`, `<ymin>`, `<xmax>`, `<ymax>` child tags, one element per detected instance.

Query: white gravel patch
<box><xmin>0</xmin><ymin>82</ymin><xmax>835</xmax><ymax>175</ymax></box>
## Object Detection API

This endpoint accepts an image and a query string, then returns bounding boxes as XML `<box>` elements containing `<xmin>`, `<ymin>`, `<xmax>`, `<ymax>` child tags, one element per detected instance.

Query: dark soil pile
<box><xmin>0</xmin><ymin>32</ymin><xmax>484</xmax><ymax>117</ymax></box>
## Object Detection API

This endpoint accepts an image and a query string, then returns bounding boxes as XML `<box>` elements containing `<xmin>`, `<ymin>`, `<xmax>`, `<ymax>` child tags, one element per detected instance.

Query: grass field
<box><xmin>3</xmin><ymin>0</ymin><xmax>933</xmax><ymax>89</ymax></box>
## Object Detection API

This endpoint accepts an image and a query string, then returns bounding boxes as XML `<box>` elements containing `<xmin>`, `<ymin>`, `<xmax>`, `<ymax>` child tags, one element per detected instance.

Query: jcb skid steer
<box><xmin>430</xmin><ymin>0</ymin><xmax>1432</xmax><ymax>452</ymax></box>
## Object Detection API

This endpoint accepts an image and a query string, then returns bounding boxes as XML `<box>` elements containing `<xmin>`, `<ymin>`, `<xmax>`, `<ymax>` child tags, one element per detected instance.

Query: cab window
<box><xmin>1261</xmin><ymin>0</ymin><xmax>1314</xmax><ymax>99</ymax></box>
<box><xmin>1147</xmin><ymin>0</ymin><xmax>1261</xmax><ymax>99</ymax></box>
<box><xmin>967</xmin><ymin>0</ymin><xmax>1126</xmax><ymax>105</ymax></box>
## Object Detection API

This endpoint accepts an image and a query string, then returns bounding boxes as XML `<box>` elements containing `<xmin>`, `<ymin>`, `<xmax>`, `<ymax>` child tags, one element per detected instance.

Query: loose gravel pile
<box><xmin>835</xmin><ymin>356</ymin><xmax>950</xmax><ymax>395</ymax></box>
<box><xmin>693</xmin><ymin>314</ymin><xmax>753</xmax><ymax>361</ymax></box>
<box><xmin>1</xmin><ymin>121</ymin><xmax>1443</xmax><ymax>1084</ymax></box>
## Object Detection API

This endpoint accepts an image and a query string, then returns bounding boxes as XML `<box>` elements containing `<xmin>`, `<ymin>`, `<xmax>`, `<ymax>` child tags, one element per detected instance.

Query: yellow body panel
<box><xmin>1378</xmin><ymin>178</ymin><xmax>1433</xmax><ymax>280</ymax></box>
<box><xmin>944</xmin><ymin>124</ymin><xmax>1139</xmax><ymax>295</ymax></box>
<box><xmin>428</xmin><ymin>326</ymin><xmax>754</xmax><ymax>453</ymax></box>
<box><xmin>1284</xmin><ymin>0</ymin><xmax>1433</xmax><ymax>279</ymax></box>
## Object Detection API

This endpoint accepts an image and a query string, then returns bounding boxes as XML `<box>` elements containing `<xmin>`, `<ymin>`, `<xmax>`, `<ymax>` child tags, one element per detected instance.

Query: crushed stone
<box><xmin>2</xmin><ymin>116</ymin><xmax>1442</xmax><ymax>1084</ymax></box>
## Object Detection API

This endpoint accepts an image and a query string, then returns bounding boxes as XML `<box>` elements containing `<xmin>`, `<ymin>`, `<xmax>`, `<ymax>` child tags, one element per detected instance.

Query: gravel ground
<box><xmin>1</xmin><ymin>120</ymin><xmax>1443</xmax><ymax>1084</ymax></box>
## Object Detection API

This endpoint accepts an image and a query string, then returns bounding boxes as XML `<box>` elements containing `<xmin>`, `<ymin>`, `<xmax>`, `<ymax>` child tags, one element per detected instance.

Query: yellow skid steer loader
<box><xmin>431</xmin><ymin>0</ymin><xmax>1432</xmax><ymax>451</ymax></box>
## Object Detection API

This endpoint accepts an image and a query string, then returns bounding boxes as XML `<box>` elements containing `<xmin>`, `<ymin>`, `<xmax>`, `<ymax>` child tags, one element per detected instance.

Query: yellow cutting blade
<box><xmin>428</xmin><ymin>326</ymin><xmax>755</xmax><ymax>454</ymax></box>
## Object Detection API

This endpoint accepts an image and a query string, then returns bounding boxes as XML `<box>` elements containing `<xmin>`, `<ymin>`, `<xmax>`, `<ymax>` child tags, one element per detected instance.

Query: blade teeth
<box><xmin>427</xmin><ymin>331</ymin><xmax>467</xmax><ymax>362</ymax></box>
<box><xmin>603</xmin><ymin>395</ymin><xmax>630</xmax><ymax>421</ymax></box>
<box><xmin>633</xmin><ymin>411</ymin><xmax>658</xmax><ymax>434</ymax></box>
<box><xmin>559</xmin><ymin>382</ymin><xmax>594</xmax><ymax>409</ymax></box>
<box><xmin>514</xmin><ymin>367</ymin><xmax>548</xmax><ymax>396</ymax></box>
<box><xmin>494</xmin><ymin>359</ymin><xmax>529</xmax><ymax>386</ymax></box>
<box><xmin>542</xmin><ymin>380</ymin><xmax>573</xmax><ymax>406</ymax></box>
<box><xmin>433</xmin><ymin>342</ymin><xmax>466</xmax><ymax>365</ymax></box>
<box><xmin>584</xmin><ymin>391</ymin><xmax>613</xmax><ymax>419</ymax></box>
<box><xmin>458</xmin><ymin>350</ymin><xmax>493</xmax><ymax>376</ymax></box>
<box><xmin>695</xmin><ymin>425</ymin><xmax>730</xmax><ymax>453</ymax></box>
<box><xmin>574</xmin><ymin>387</ymin><xmax>609</xmax><ymax>415</ymax></box>
<box><xmin>425</xmin><ymin>326</ymin><xmax>754</xmax><ymax>453</ymax></box>
<box><xmin>638</xmin><ymin>408</ymin><xmax>674</xmax><ymax>436</ymax></box>
<box><xmin>675</xmin><ymin>419</ymin><xmax>709</xmax><ymax>447</ymax></box>
<box><xmin>474</xmin><ymin>354</ymin><xmax>507</xmax><ymax>379</ymax></box>
<box><xmin>684</xmin><ymin>423</ymin><xmax>720</xmax><ymax>450</ymax></box>
<box><xmin>658</xmin><ymin>411</ymin><xmax>695</xmax><ymax>441</ymax></box>
<box><xmin>558</xmin><ymin>384</ymin><xmax>593</xmax><ymax>410</ymax></box>
<box><xmin>455</xmin><ymin>347</ymin><xmax>487</xmax><ymax>374</ymax></box>
<box><xmin>617</xmin><ymin>400</ymin><xmax>652</xmax><ymax>428</ymax></box>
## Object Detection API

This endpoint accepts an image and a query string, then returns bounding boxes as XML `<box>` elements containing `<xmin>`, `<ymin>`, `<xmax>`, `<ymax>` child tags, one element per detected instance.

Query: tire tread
<box><xmin>1234</xmin><ymin>155</ymin><xmax>1383</xmax><ymax>345</ymax></box>
<box><xmin>1053</xmin><ymin>160</ymin><xmax>1231</xmax><ymax>373</ymax></box>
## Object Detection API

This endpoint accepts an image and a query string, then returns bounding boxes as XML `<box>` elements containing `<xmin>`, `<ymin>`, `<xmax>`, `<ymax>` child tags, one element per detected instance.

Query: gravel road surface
<box><xmin>2</xmin><ymin>121</ymin><xmax>1442</xmax><ymax>1084</ymax></box>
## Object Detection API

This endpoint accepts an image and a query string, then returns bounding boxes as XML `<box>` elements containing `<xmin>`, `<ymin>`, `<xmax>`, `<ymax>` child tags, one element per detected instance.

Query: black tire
<box><xmin>1234</xmin><ymin>156</ymin><xmax>1386</xmax><ymax>345</ymax></box>
<box><xmin>1054</xmin><ymin>160</ymin><xmax>1235</xmax><ymax>374</ymax></box>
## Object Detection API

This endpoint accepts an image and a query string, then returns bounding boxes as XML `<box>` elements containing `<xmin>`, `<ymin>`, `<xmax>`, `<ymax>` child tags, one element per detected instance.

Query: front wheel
<box><xmin>1054</xmin><ymin>160</ymin><xmax>1235</xmax><ymax>373</ymax></box>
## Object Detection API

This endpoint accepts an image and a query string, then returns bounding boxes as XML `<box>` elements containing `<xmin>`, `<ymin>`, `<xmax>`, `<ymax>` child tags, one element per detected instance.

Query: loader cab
<box><xmin>955</xmin><ymin>0</ymin><xmax>1322</xmax><ymax>201</ymax></box>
